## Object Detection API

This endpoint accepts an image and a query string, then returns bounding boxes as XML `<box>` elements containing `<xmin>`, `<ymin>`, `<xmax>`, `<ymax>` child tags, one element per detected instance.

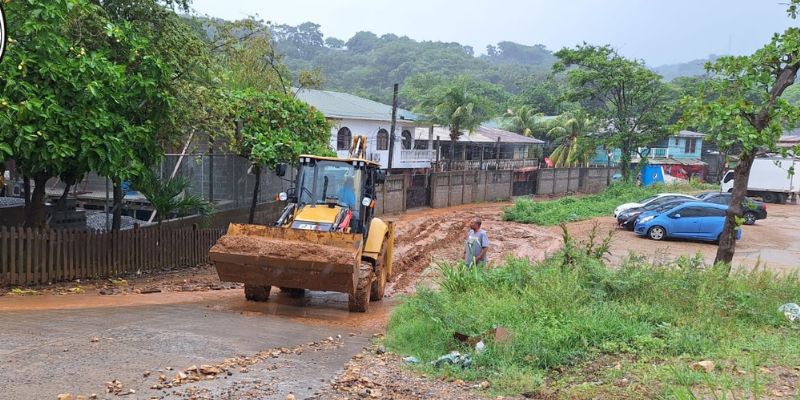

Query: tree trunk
<box><xmin>23</xmin><ymin>175</ymin><xmax>31</xmax><ymax>223</ymax></box>
<box><xmin>249</xmin><ymin>164</ymin><xmax>261</xmax><ymax>224</ymax></box>
<box><xmin>619</xmin><ymin>144</ymin><xmax>632</xmax><ymax>182</ymax></box>
<box><xmin>26</xmin><ymin>174</ymin><xmax>49</xmax><ymax>228</ymax></box>
<box><xmin>715</xmin><ymin>150</ymin><xmax>756</xmax><ymax>269</ymax></box>
<box><xmin>112</xmin><ymin>179</ymin><xmax>123</xmax><ymax>232</ymax></box>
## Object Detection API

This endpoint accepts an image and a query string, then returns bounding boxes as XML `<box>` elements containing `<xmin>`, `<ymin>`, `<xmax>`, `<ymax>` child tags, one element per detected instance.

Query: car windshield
<box><xmin>296</xmin><ymin>161</ymin><xmax>363</xmax><ymax>214</ymax></box>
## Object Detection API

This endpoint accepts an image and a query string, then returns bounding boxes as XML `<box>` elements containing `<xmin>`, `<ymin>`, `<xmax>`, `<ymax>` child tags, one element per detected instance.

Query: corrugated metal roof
<box><xmin>414</xmin><ymin>125</ymin><xmax>545</xmax><ymax>144</ymax></box>
<box><xmin>647</xmin><ymin>158</ymin><xmax>707</xmax><ymax>166</ymax></box>
<box><xmin>677</xmin><ymin>130</ymin><xmax>706</xmax><ymax>138</ymax></box>
<box><xmin>295</xmin><ymin>88</ymin><xmax>417</xmax><ymax>122</ymax></box>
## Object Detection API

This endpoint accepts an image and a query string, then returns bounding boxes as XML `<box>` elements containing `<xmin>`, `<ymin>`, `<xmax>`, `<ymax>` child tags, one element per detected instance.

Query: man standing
<box><xmin>465</xmin><ymin>217</ymin><xmax>489</xmax><ymax>267</ymax></box>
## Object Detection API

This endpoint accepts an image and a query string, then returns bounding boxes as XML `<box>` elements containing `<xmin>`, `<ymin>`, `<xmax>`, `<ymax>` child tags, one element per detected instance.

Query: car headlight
<box><xmin>638</xmin><ymin>215</ymin><xmax>656</xmax><ymax>224</ymax></box>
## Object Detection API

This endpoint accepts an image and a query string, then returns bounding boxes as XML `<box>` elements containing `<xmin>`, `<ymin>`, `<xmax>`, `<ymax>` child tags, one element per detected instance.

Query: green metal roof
<box><xmin>295</xmin><ymin>88</ymin><xmax>417</xmax><ymax>122</ymax></box>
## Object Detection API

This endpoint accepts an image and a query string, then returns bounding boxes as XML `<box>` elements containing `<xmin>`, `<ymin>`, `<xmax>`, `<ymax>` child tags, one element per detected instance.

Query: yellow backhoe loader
<box><xmin>209</xmin><ymin>136</ymin><xmax>394</xmax><ymax>312</ymax></box>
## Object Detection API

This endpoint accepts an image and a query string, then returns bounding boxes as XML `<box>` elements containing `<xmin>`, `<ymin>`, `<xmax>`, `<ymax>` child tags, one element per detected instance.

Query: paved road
<box><xmin>0</xmin><ymin>290</ymin><xmax>391</xmax><ymax>399</ymax></box>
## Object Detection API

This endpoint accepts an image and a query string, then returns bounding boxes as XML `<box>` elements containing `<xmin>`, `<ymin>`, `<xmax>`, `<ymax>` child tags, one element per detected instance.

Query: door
<box><xmin>668</xmin><ymin>206</ymin><xmax>704</xmax><ymax>237</ymax></box>
<box><xmin>698</xmin><ymin>207</ymin><xmax>728</xmax><ymax>240</ymax></box>
<box><xmin>405</xmin><ymin>173</ymin><xmax>431</xmax><ymax>209</ymax></box>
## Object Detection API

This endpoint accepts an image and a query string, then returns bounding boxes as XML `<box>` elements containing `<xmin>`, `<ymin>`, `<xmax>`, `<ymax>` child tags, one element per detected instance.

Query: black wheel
<box><xmin>349</xmin><ymin>262</ymin><xmax>373</xmax><ymax>312</ymax></box>
<box><xmin>779</xmin><ymin>194</ymin><xmax>788</xmax><ymax>204</ymax></box>
<box><xmin>279</xmin><ymin>287</ymin><xmax>306</xmax><ymax>298</ymax></box>
<box><xmin>648</xmin><ymin>226</ymin><xmax>666</xmax><ymax>241</ymax></box>
<box><xmin>743</xmin><ymin>211</ymin><xmax>757</xmax><ymax>225</ymax></box>
<box><xmin>370</xmin><ymin>238</ymin><xmax>389</xmax><ymax>301</ymax></box>
<box><xmin>244</xmin><ymin>284</ymin><xmax>271</xmax><ymax>302</ymax></box>
<box><xmin>763</xmin><ymin>192</ymin><xmax>777</xmax><ymax>203</ymax></box>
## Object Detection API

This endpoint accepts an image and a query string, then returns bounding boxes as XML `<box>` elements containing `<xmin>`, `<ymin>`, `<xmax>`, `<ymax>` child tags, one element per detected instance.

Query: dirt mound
<box><xmin>211</xmin><ymin>235</ymin><xmax>355</xmax><ymax>266</ymax></box>
<box><xmin>385</xmin><ymin>203</ymin><xmax>562</xmax><ymax>296</ymax></box>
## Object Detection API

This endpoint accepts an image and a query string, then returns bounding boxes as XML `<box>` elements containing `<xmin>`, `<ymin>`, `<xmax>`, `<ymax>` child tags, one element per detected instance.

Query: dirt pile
<box><xmin>312</xmin><ymin>341</ymin><xmax>492</xmax><ymax>400</ymax></box>
<box><xmin>211</xmin><ymin>235</ymin><xmax>356</xmax><ymax>266</ymax></box>
<box><xmin>386</xmin><ymin>203</ymin><xmax>562</xmax><ymax>296</ymax></box>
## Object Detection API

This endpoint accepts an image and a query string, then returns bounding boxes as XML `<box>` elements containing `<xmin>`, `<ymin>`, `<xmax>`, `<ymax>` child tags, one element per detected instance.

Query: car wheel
<box><xmin>763</xmin><ymin>192</ymin><xmax>777</xmax><ymax>203</ymax></box>
<box><xmin>648</xmin><ymin>226</ymin><xmax>666</xmax><ymax>241</ymax></box>
<box><xmin>743</xmin><ymin>211</ymin><xmax>756</xmax><ymax>225</ymax></box>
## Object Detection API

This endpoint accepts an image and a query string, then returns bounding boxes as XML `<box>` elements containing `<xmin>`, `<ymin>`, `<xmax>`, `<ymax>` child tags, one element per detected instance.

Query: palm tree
<box><xmin>135</xmin><ymin>171</ymin><xmax>213</xmax><ymax>225</ymax></box>
<box><xmin>501</xmin><ymin>105</ymin><xmax>546</xmax><ymax>138</ymax></box>
<box><xmin>546</xmin><ymin>111</ymin><xmax>596</xmax><ymax>168</ymax></box>
<box><xmin>418</xmin><ymin>83</ymin><xmax>490</xmax><ymax>167</ymax></box>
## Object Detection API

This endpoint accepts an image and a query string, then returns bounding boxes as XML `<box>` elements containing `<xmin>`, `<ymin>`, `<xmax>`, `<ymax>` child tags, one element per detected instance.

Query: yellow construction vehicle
<box><xmin>209</xmin><ymin>136</ymin><xmax>394</xmax><ymax>312</ymax></box>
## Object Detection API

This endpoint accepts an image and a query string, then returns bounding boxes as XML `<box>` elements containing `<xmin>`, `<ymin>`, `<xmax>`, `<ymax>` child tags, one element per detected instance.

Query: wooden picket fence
<box><xmin>0</xmin><ymin>225</ymin><xmax>227</xmax><ymax>286</ymax></box>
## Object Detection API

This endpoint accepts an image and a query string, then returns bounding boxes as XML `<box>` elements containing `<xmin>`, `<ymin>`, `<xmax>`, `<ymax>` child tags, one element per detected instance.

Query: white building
<box><xmin>295</xmin><ymin>89</ymin><xmax>434</xmax><ymax>170</ymax></box>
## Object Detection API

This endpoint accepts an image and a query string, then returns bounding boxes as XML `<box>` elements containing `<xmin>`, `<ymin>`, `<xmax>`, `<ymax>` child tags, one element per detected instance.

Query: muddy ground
<box><xmin>0</xmin><ymin>202</ymin><xmax>560</xmax><ymax>400</ymax></box>
<box><xmin>3</xmin><ymin>202</ymin><xmax>798</xmax><ymax>399</ymax></box>
<box><xmin>557</xmin><ymin>203</ymin><xmax>800</xmax><ymax>273</ymax></box>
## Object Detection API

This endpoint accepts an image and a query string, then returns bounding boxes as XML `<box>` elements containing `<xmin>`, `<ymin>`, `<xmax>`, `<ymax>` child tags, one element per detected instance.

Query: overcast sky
<box><xmin>191</xmin><ymin>0</ymin><xmax>796</xmax><ymax>66</ymax></box>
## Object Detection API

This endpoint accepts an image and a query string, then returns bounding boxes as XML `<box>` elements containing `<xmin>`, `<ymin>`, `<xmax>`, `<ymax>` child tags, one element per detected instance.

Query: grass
<box><xmin>503</xmin><ymin>180</ymin><xmax>716</xmax><ymax>226</ymax></box>
<box><xmin>385</xmin><ymin>228</ymin><xmax>800</xmax><ymax>397</ymax></box>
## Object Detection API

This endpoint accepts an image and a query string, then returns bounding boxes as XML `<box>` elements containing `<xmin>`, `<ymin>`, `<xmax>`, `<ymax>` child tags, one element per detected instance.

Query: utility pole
<box><xmin>387</xmin><ymin>83</ymin><xmax>399</xmax><ymax>172</ymax></box>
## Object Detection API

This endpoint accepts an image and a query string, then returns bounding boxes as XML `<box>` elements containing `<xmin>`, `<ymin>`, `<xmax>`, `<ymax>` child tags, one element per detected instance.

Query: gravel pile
<box><xmin>0</xmin><ymin>197</ymin><xmax>25</xmax><ymax>208</ymax></box>
<box><xmin>86</xmin><ymin>212</ymin><xmax>151</xmax><ymax>231</ymax></box>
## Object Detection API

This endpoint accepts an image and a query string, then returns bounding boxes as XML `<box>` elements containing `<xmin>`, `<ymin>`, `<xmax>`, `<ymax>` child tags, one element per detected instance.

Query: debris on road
<box><xmin>147</xmin><ymin>336</ymin><xmax>344</xmax><ymax>391</ymax></box>
<box><xmin>314</xmin><ymin>343</ymin><xmax>486</xmax><ymax>399</ymax></box>
<box><xmin>430</xmin><ymin>351</ymin><xmax>472</xmax><ymax>369</ymax></box>
<box><xmin>779</xmin><ymin>303</ymin><xmax>800</xmax><ymax>322</ymax></box>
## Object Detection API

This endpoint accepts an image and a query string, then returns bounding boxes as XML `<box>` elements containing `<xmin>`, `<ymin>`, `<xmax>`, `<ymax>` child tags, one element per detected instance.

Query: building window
<box><xmin>414</xmin><ymin>140</ymin><xmax>429</xmax><ymax>150</ymax></box>
<box><xmin>401</xmin><ymin>130</ymin><xmax>413</xmax><ymax>150</ymax></box>
<box><xmin>674</xmin><ymin>137</ymin><xmax>680</xmax><ymax>146</ymax></box>
<box><xmin>684</xmin><ymin>138</ymin><xmax>697</xmax><ymax>154</ymax></box>
<box><xmin>376</xmin><ymin>129</ymin><xmax>388</xmax><ymax>150</ymax></box>
<box><xmin>337</xmin><ymin>127</ymin><xmax>351</xmax><ymax>150</ymax></box>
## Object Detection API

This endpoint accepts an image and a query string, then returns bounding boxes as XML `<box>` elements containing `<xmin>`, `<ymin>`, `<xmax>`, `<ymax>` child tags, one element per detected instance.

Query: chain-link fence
<box><xmin>159</xmin><ymin>153</ymin><xmax>294</xmax><ymax>212</ymax></box>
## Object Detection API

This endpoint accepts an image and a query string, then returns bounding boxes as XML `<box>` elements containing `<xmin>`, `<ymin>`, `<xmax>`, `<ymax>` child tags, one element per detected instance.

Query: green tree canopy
<box><xmin>679</xmin><ymin>24</ymin><xmax>800</xmax><ymax>266</ymax></box>
<box><xmin>554</xmin><ymin>44</ymin><xmax>672</xmax><ymax>181</ymax></box>
<box><xmin>221</xmin><ymin>90</ymin><xmax>330</xmax><ymax>222</ymax></box>
<box><xmin>0</xmin><ymin>0</ymin><xmax>172</xmax><ymax>227</ymax></box>
<box><xmin>546</xmin><ymin>110</ymin><xmax>597</xmax><ymax>168</ymax></box>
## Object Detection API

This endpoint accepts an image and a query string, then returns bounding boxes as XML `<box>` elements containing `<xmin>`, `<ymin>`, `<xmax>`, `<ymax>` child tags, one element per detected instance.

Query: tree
<box><xmin>0</xmin><ymin>0</ymin><xmax>151</xmax><ymax>227</ymax></box>
<box><xmin>91</xmin><ymin>0</ymin><xmax>214</xmax><ymax>231</ymax></box>
<box><xmin>501</xmin><ymin>105</ymin><xmax>546</xmax><ymax>138</ymax></box>
<box><xmin>345</xmin><ymin>31</ymin><xmax>380</xmax><ymax>53</ymax></box>
<box><xmin>546</xmin><ymin>111</ymin><xmax>596</xmax><ymax>167</ymax></box>
<box><xmin>222</xmin><ymin>90</ymin><xmax>330</xmax><ymax>223</ymax></box>
<box><xmin>414</xmin><ymin>81</ymin><xmax>492</xmax><ymax>167</ymax></box>
<box><xmin>324</xmin><ymin>37</ymin><xmax>345</xmax><ymax>49</ymax></box>
<box><xmin>513</xmin><ymin>76</ymin><xmax>574</xmax><ymax>115</ymax></box>
<box><xmin>554</xmin><ymin>44</ymin><xmax>672</xmax><ymax>181</ymax></box>
<box><xmin>134</xmin><ymin>170</ymin><xmax>213</xmax><ymax>226</ymax></box>
<box><xmin>679</xmin><ymin>24</ymin><xmax>800</xmax><ymax>267</ymax></box>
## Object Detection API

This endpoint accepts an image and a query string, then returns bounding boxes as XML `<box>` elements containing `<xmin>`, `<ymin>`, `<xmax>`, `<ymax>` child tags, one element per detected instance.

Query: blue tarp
<box><xmin>641</xmin><ymin>165</ymin><xmax>664</xmax><ymax>186</ymax></box>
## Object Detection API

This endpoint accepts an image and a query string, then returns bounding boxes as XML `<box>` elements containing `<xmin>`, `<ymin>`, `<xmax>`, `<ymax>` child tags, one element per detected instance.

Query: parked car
<box><xmin>613</xmin><ymin>193</ymin><xmax>700</xmax><ymax>218</ymax></box>
<box><xmin>634</xmin><ymin>202</ymin><xmax>742</xmax><ymax>242</ymax></box>
<box><xmin>695</xmin><ymin>192</ymin><xmax>767</xmax><ymax>225</ymax></box>
<box><xmin>617</xmin><ymin>199</ymin><xmax>694</xmax><ymax>231</ymax></box>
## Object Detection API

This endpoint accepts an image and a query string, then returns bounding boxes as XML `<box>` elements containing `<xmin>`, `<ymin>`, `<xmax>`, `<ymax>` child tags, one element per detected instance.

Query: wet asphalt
<box><xmin>0</xmin><ymin>290</ymin><xmax>383</xmax><ymax>399</ymax></box>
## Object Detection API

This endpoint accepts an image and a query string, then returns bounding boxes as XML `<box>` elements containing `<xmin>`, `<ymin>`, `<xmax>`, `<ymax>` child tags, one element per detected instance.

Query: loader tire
<box><xmin>244</xmin><ymin>284</ymin><xmax>271</xmax><ymax>302</ymax></box>
<box><xmin>349</xmin><ymin>262</ymin><xmax>373</xmax><ymax>312</ymax></box>
<box><xmin>279</xmin><ymin>287</ymin><xmax>306</xmax><ymax>298</ymax></box>
<box><xmin>370</xmin><ymin>238</ymin><xmax>389</xmax><ymax>301</ymax></box>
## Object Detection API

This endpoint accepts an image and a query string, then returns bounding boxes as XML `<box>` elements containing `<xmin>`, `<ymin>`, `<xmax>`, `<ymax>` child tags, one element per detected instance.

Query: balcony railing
<box><xmin>399</xmin><ymin>149</ymin><xmax>435</xmax><ymax>162</ymax></box>
<box><xmin>437</xmin><ymin>158</ymin><xmax>539</xmax><ymax>171</ymax></box>
<box><xmin>632</xmin><ymin>147</ymin><xmax>669</xmax><ymax>159</ymax></box>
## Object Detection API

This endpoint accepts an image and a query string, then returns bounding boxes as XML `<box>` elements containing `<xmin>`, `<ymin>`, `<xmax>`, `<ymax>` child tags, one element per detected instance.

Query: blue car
<box><xmin>634</xmin><ymin>202</ymin><xmax>742</xmax><ymax>243</ymax></box>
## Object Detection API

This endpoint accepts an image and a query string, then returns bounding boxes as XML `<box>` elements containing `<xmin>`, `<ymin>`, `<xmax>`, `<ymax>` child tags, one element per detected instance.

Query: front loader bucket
<box><xmin>209</xmin><ymin>224</ymin><xmax>363</xmax><ymax>295</ymax></box>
